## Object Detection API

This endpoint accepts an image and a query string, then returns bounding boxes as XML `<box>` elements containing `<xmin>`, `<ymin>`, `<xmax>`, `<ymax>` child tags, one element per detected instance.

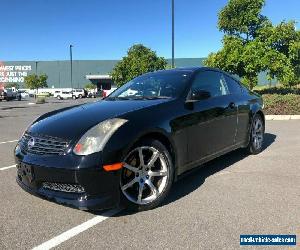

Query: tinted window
<box><xmin>191</xmin><ymin>71</ymin><xmax>229</xmax><ymax>98</ymax></box>
<box><xmin>224</xmin><ymin>74</ymin><xmax>241</xmax><ymax>94</ymax></box>
<box><xmin>109</xmin><ymin>71</ymin><xmax>192</xmax><ymax>99</ymax></box>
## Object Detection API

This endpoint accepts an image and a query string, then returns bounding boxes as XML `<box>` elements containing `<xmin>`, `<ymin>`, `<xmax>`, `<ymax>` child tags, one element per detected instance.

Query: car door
<box><xmin>223</xmin><ymin>74</ymin><xmax>251</xmax><ymax>144</ymax></box>
<box><xmin>185</xmin><ymin>70</ymin><xmax>238</xmax><ymax>165</ymax></box>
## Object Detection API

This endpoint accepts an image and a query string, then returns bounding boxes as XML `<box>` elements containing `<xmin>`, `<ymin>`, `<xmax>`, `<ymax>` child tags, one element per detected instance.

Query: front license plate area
<box><xmin>17</xmin><ymin>163</ymin><xmax>34</xmax><ymax>183</ymax></box>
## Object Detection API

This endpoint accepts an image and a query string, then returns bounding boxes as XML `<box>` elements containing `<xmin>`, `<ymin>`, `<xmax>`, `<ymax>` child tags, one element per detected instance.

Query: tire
<box><xmin>246</xmin><ymin>114</ymin><xmax>265</xmax><ymax>154</ymax></box>
<box><xmin>79</xmin><ymin>94</ymin><xmax>82</xmax><ymax>99</ymax></box>
<box><xmin>57</xmin><ymin>96</ymin><xmax>61</xmax><ymax>100</ymax></box>
<box><xmin>120</xmin><ymin>139</ymin><xmax>174</xmax><ymax>211</ymax></box>
<box><xmin>72</xmin><ymin>95</ymin><xmax>76</xmax><ymax>100</ymax></box>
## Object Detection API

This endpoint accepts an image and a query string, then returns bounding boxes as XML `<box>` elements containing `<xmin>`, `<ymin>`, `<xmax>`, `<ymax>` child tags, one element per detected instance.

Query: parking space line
<box><xmin>0</xmin><ymin>164</ymin><xmax>16</xmax><ymax>171</ymax></box>
<box><xmin>0</xmin><ymin>139</ymin><xmax>18</xmax><ymax>145</ymax></box>
<box><xmin>32</xmin><ymin>208</ymin><xmax>122</xmax><ymax>250</ymax></box>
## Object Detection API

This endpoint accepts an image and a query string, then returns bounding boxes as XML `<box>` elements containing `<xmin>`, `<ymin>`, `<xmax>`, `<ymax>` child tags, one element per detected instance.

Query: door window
<box><xmin>223</xmin><ymin>74</ymin><xmax>242</xmax><ymax>95</ymax></box>
<box><xmin>191</xmin><ymin>71</ymin><xmax>229</xmax><ymax>98</ymax></box>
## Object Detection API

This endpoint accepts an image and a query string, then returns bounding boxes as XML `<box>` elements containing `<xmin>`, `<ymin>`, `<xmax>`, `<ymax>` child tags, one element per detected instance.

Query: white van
<box><xmin>72</xmin><ymin>89</ymin><xmax>85</xmax><ymax>99</ymax></box>
<box><xmin>56</xmin><ymin>91</ymin><xmax>73</xmax><ymax>100</ymax></box>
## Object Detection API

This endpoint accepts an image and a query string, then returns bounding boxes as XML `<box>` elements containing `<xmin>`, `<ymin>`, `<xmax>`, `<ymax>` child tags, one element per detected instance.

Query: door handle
<box><xmin>228</xmin><ymin>102</ymin><xmax>236</xmax><ymax>109</ymax></box>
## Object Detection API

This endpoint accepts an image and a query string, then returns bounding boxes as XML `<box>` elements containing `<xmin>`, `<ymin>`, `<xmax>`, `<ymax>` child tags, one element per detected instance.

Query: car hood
<box><xmin>28</xmin><ymin>99</ymin><xmax>169</xmax><ymax>141</ymax></box>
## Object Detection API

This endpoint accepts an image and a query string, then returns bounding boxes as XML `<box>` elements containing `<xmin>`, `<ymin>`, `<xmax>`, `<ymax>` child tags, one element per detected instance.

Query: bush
<box><xmin>262</xmin><ymin>94</ymin><xmax>300</xmax><ymax>115</ymax></box>
<box><xmin>37</xmin><ymin>93</ymin><xmax>50</xmax><ymax>97</ymax></box>
<box><xmin>255</xmin><ymin>86</ymin><xmax>300</xmax><ymax>95</ymax></box>
<box><xmin>36</xmin><ymin>96</ymin><xmax>46</xmax><ymax>104</ymax></box>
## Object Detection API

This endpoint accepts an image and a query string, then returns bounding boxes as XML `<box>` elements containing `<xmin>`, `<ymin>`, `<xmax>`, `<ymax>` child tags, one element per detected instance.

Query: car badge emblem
<box><xmin>28</xmin><ymin>138</ymin><xmax>35</xmax><ymax>148</ymax></box>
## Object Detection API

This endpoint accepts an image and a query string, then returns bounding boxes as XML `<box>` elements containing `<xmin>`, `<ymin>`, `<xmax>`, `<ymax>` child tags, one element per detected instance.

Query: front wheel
<box><xmin>246</xmin><ymin>114</ymin><xmax>265</xmax><ymax>154</ymax></box>
<box><xmin>120</xmin><ymin>139</ymin><xmax>174</xmax><ymax>211</ymax></box>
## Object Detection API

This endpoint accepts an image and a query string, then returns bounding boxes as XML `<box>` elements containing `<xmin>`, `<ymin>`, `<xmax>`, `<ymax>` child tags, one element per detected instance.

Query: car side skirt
<box><xmin>177</xmin><ymin>141</ymin><xmax>246</xmax><ymax>176</ymax></box>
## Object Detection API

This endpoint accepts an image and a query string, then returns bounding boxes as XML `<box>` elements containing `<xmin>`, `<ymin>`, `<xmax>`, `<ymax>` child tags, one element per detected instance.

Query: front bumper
<box><xmin>14</xmin><ymin>147</ymin><xmax>121</xmax><ymax>211</ymax></box>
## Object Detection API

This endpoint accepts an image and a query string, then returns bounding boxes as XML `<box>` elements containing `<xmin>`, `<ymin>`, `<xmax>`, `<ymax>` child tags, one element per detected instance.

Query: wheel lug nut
<box><xmin>146</xmin><ymin>175</ymin><xmax>149</xmax><ymax>179</ymax></box>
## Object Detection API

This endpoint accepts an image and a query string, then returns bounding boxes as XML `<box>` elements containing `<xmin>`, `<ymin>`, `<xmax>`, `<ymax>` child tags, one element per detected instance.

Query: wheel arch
<box><xmin>126</xmin><ymin>130</ymin><xmax>178</xmax><ymax>179</ymax></box>
<box><xmin>255</xmin><ymin>110</ymin><xmax>265</xmax><ymax>127</ymax></box>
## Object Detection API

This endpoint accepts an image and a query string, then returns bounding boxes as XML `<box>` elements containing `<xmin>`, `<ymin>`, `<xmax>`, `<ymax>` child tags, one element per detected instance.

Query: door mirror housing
<box><xmin>189</xmin><ymin>89</ymin><xmax>211</xmax><ymax>101</ymax></box>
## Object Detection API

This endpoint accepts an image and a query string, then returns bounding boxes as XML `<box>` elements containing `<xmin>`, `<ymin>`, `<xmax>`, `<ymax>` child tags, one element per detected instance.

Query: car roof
<box><xmin>154</xmin><ymin>66</ymin><xmax>224</xmax><ymax>74</ymax></box>
<box><xmin>155</xmin><ymin>67</ymin><xmax>239</xmax><ymax>81</ymax></box>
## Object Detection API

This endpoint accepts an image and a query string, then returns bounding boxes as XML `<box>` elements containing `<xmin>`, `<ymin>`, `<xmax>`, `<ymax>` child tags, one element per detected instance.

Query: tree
<box><xmin>5</xmin><ymin>83</ymin><xmax>19</xmax><ymax>89</ymax></box>
<box><xmin>205</xmin><ymin>0</ymin><xmax>300</xmax><ymax>89</ymax></box>
<box><xmin>111</xmin><ymin>44</ymin><xmax>167</xmax><ymax>87</ymax></box>
<box><xmin>84</xmin><ymin>83</ymin><xmax>96</xmax><ymax>89</ymax></box>
<box><xmin>218</xmin><ymin>0</ymin><xmax>266</xmax><ymax>40</ymax></box>
<box><xmin>24</xmin><ymin>74</ymin><xmax>48</xmax><ymax>94</ymax></box>
<box><xmin>258</xmin><ymin>21</ymin><xmax>300</xmax><ymax>86</ymax></box>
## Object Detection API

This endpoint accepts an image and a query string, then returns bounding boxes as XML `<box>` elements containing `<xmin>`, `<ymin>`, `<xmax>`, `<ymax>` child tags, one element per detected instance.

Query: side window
<box><xmin>224</xmin><ymin>74</ymin><xmax>242</xmax><ymax>95</ymax></box>
<box><xmin>191</xmin><ymin>71</ymin><xmax>229</xmax><ymax>98</ymax></box>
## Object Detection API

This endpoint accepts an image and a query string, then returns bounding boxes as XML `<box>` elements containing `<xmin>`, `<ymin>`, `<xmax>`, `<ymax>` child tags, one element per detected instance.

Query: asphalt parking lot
<box><xmin>0</xmin><ymin>98</ymin><xmax>299</xmax><ymax>249</ymax></box>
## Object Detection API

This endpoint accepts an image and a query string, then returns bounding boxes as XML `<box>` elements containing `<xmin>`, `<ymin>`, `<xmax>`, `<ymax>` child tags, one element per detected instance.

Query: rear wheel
<box><xmin>246</xmin><ymin>114</ymin><xmax>265</xmax><ymax>154</ymax></box>
<box><xmin>72</xmin><ymin>95</ymin><xmax>76</xmax><ymax>100</ymax></box>
<box><xmin>120</xmin><ymin>139</ymin><xmax>174</xmax><ymax>211</ymax></box>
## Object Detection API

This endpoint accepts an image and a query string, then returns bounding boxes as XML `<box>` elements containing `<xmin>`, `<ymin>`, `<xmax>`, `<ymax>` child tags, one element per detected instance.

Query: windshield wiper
<box><xmin>106</xmin><ymin>96</ymin><xmax>171</xmax><ymax>101</ymax></box>
<box><xmin>142</xmin><ymin>96</ymin><xmax>171</xmax><ymax>100</ymax></box>
<box><xmin>106</xmin><ymin>96</ymin><xmax>131</xmax><ymax>101</ymax></box>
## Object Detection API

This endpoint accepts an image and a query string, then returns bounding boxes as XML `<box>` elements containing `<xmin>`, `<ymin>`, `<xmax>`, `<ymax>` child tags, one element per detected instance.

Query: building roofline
<box><xmin>86</xmin><ymin>74</ymin><xmax>111</xmax><ymax>80</ymax></box>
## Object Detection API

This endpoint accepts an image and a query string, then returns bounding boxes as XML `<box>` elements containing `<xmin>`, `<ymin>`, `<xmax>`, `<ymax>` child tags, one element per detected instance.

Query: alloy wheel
<box><xmin>252</xmin><ymin>117</ymin><xmax>264</xmax><ymax>150</ymax></box>
<box><xmin>120</xmin><ymin>146</ymin><xmax>169</xmax><ymax>205</ymax></box>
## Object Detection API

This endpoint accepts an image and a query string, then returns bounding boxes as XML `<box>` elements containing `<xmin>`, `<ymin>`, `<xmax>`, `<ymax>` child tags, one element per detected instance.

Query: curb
<box><xmin>265</xmin><ymin>115</ymin><xmax>300</xmax><ymax>121</ymax></box>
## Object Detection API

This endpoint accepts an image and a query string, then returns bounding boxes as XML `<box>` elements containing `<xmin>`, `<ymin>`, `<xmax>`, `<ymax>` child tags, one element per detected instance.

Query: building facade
<box><xmin>0</xmin><ymin>58</ymin><xmax>272</xmax><ymax>89</ymax></box>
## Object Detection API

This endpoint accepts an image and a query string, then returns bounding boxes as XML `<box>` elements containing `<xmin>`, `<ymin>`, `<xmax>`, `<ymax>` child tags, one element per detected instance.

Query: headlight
<box><xmin>73</xmin><ymin>118</ymin><xmax>127</xmax><ymax>156</ymax></box>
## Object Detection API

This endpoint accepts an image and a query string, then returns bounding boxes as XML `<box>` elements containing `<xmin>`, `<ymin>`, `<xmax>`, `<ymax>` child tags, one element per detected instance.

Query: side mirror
<box><xmin>190</xmin><ymin>89</ymin><xmax>211</xmax><ymax>101</ymax></box>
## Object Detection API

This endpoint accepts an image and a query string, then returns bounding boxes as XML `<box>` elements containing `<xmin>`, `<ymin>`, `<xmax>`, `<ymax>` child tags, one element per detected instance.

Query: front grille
<box><xmin>42</xmin><ymin>182</ymin><xmax>85</xmax><ymax>193</ymax></box>
<box><xmin>19</xmin><ymin>133</ymin><xmax>69</xmax><ymax>155</ymax></box>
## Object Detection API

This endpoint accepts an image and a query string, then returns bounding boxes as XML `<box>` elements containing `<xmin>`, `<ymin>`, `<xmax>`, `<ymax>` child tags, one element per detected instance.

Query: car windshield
<box><xmin>108</xmin><ymin>71</ymin><xmax>192</xmax><ymax>100</ymax></box>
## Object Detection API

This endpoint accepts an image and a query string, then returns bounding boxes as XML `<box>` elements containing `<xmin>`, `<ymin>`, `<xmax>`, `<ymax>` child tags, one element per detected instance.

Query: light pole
<box><xmin>70</xmin><ymin>44</ymin><xmax>73</xmax><ymax>89</ymax></box>
<box><xmin>171</xmin><ymin>0</ymin><xmax>175</xmax><ymax>68</ymax></box>
<box><xmin>35</xmin><ymin>61</ymin><xmax>38</xmax><ymax>75</ymax></box>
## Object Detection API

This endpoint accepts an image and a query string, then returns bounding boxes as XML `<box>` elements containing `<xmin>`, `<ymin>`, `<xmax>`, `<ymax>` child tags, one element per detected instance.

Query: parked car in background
<box><xmin>0</xmin><ymin>88</ymin><xmax>17</xmax><ymax>101</ymax></box>
<box><xmin>39</xmin><ymin>92</ymin><xmax>51</xmax><ymax>97</ymax></box>
<box><xmin>72</xmin><ymin>89</ymin><xmax>85</xmax><ymax>99</ymax></box>
<box><xmin>16</xmin><ymin>91</ymin><xmax>22</xmax><ymax>101</ymax></box>
<box><xmin>56</xmin><ymin>91</ymin><xmax>73</xmax><ymax>100</ymax></box>
<box><xmin>0</xmin><ymin>89</ymin><xmax>6</xmax><ymax>101</ymax></box>
<box><xmin>18</xmin><ymin>90</ymin><xmax>30</xmax><ymax>100</ymax></box>
<box><xmin>102</xmin><ymin>86</ymin><xmax>117</xmax><ymax>97</ymax></box>
<box><xmin>53</xmin><ymin>90</ymin><xmax>61</xmax><ymax>98</ymax></box>
<box><xmin>87</xmin><ymin>89</ymin><xmax>103</xmax><ymax>98</ymax></box>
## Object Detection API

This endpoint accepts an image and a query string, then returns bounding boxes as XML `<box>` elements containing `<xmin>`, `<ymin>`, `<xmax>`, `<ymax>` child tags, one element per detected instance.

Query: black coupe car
<box><xmin>15</xmin><ymin>67</ymin><xmax>265</xmax><ymax>211</ymax></box>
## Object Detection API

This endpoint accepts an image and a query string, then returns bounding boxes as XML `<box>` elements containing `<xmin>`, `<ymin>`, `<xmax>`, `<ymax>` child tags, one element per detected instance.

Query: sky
<box><xmin>0</xmin><ymin>0</ymin><xmax>299</xmax><ymax>61</ymax></box>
